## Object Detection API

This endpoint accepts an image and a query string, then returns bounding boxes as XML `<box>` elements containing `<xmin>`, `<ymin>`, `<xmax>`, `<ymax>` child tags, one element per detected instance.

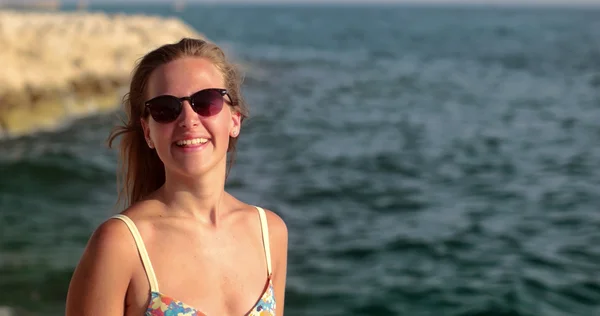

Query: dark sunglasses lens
<box><xmin>147</xmin><ymin>97</ymin><xmax>181</xmax><ymax>123</ymax></box>
<box><xmin>191</xmin><ymin>89</ymin><xmax>224</xmax><ymax>116</ymax></box>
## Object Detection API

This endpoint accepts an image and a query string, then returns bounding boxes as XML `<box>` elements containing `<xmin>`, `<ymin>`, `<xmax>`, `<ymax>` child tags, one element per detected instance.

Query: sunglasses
<box><xmin>144</xmin><ymin>88</ymin><xmax>232</xmax><ymax>123</ymax></box>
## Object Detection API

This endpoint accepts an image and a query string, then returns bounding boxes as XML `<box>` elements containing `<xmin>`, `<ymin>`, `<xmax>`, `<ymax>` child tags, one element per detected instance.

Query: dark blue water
<box><xmin>1</xmin><ymin>4</ymin><xmax>600</xmax><ymax>316</ymax></box>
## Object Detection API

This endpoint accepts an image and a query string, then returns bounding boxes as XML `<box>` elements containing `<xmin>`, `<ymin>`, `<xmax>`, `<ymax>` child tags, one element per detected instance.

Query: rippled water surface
<box><xmin>1</xmin><ymin>4</ymin><xmax>600</xmax><ymax>316</ymax></box>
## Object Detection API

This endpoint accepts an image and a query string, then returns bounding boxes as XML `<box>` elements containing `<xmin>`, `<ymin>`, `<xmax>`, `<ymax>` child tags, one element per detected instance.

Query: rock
<box><xmin>0</xmin><ymin>306</ymin><xmax>15</xmax><ymax>316</ymax></box>
<box><xmin>0</xmin><ymin>306</ymin><xmax>35</xmax><ymax>316</ymax></box>
<box><xmin>0</xmin><ymin>9</ymin><xmax>205</xmax><ymax>139</ymax></box>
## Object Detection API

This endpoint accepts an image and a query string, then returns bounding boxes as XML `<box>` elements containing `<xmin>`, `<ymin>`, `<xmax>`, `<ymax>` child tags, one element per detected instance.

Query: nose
<box><xmin>178</xmin><ymin>100</ymin><xmax>200</xmax><ymax>128</ymax></box>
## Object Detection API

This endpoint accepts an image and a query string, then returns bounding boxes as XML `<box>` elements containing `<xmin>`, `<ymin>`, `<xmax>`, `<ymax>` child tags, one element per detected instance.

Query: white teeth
<box><xmin>176</xmin><ymin>138</ymin><xmax>208</xmax><ymax>146</ymax></box>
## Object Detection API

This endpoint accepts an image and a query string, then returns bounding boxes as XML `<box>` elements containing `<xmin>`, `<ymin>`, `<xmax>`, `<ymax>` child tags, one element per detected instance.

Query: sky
<box><xmin>55</xmin><ymin>0</ymin><xmax>600</xmax><ymax>4</ymax></box>
<box><xmin>11</xmin><ymin>0</ymin><xmax>593</xmax><ymax>7</ymax></box>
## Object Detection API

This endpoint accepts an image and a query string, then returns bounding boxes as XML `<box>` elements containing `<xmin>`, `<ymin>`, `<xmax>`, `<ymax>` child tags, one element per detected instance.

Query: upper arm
<box><xmin>65</xmin><ymin>218</ymin><xmax>136</xmax><ymax>316</ymax></box>
<box><xmin>265</xmin><ymin>209</ymin><xmax>288</xmax><ymax>315</ymax></box>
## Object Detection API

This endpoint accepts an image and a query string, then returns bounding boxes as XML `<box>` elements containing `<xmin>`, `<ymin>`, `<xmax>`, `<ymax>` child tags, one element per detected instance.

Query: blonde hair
<box><xmin>107</xmin><ymin>38</ymin><xmax>248</xmax><ymax>208</ymax></box>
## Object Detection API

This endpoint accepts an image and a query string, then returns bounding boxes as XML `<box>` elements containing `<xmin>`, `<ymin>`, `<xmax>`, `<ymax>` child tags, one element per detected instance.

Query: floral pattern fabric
<box><xmin>146</xmin><ymin>280</ymin><xmax>276</xmax><ymax>316</ymax></box>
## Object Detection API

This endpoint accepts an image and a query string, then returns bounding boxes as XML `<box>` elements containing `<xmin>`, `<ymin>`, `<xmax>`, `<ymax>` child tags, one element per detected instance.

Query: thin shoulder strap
<box><xmin>256</xmin><ymin>206</ymin><xmax>273</xmax><ymax>276</ymax></box>
<box><xmin>110</xmin><ymin>214</ymin><xmax>160</xmax><ymax>292</ymax></box>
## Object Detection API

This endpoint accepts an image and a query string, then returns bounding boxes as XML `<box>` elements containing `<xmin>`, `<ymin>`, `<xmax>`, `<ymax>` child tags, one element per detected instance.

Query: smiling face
<box><xmin>140</xmin><ymin>57</ymin><xmax>241</xmax><ymax>179</ymax></box>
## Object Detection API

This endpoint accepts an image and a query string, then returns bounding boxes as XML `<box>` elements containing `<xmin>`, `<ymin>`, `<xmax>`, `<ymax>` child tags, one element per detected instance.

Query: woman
<box><xmin>66</xmin><ymin>38</ymin><xmax>288</xmax><ymax>316</ymax></box>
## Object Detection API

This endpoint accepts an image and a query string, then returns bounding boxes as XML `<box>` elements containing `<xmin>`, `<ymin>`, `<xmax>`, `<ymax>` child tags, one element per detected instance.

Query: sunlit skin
<box><xmin>142</xmin><ymin>58</ymin><xmax>238</xmax><ymax>192</ymax></box>
<box><xmin>65</xmin><ymin>57</ymin><xmax>288</xmax><ymax>316</ymax></box>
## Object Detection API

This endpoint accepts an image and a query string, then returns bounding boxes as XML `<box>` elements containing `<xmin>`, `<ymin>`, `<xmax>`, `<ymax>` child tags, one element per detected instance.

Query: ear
<box><xmin>140</xmin><ymin>118</ymin><xmax>154</xmax><ymax>148</ymax></box>
<box><xmin>230</xmin><ymin>110</ymin><xmax>241</xmax><ymax>138</ymax></box>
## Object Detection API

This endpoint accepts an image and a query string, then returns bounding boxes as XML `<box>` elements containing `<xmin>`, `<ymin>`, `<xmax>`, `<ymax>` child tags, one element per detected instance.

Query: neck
<box><xmin>160</xmin><ymin>158</ymin><xmax>229</xmax><ymax>225</ymax></box>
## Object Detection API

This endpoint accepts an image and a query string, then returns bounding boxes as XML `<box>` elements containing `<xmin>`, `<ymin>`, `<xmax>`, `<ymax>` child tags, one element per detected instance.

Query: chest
<box><xmin>125</xmin><ymin>227</ymin><xmax>270</xmax><ymax>316</ymax></box>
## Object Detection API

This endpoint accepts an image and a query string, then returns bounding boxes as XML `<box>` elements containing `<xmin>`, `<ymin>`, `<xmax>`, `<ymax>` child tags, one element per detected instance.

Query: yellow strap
<box><xmin>110</xmin><ymin>214</ymin><xmax>160</xmax><ymax>292</ymax></box>
<box><xmin>256</xmin><ymin>207</ymin><xmax>272</xmax><ymax>276</ymax></box>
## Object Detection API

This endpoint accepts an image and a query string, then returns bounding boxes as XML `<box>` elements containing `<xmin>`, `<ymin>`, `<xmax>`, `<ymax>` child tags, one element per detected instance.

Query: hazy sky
<box><xmin>58</xmin><ymin>0</ymin><xmax>600</xmax><ymax>4</ymax></box>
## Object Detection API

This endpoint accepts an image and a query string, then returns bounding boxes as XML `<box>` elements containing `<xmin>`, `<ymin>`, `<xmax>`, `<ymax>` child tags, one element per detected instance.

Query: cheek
<box><xmin>149</xmin><ymin>122</ymin><xmax>175</xmax><ymax>146</ymax></box>
<box><xmin>205</xmin><ymin>114</ymin><xmax>232</xmax><ymax>136</ymax></box>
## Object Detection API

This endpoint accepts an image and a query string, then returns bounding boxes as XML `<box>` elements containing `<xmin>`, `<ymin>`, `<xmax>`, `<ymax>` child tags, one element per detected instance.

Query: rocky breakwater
<box><xmin>0</xmin><ymin>10</ymin><xmax>204</xmax><ymax>139</ymax></box>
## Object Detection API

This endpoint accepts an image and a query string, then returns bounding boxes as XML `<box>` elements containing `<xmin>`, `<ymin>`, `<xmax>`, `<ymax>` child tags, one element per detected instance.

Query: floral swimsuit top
<box><xmin>111</xmin><ymin>206</ymin><xmax>276</xmax><ymax>316</ymax></box>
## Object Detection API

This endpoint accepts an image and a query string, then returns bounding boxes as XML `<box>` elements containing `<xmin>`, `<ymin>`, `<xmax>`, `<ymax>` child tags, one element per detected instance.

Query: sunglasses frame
<box><xmin>144</xmin><ymin>88</ymin><xmax>234</xmax><ymax>123</ymax></box>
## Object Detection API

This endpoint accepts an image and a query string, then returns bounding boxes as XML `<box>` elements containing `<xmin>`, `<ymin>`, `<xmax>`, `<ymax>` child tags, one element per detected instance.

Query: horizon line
<box><xmin>50</xmin><ymin>0</ymin><xmax>600</xmax><ymax>5</ymax></box>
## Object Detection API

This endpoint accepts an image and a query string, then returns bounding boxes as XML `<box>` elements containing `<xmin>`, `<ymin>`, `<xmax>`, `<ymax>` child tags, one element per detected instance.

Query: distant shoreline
<box><xmin>52</xmin><ymin>1</ymin><xmax>600</xmax><ymax>9</ymax></box>
<box><xmin>7</xmin><ymin>0</ymin><xmax>600</xmax><ymax>10</ymax></box>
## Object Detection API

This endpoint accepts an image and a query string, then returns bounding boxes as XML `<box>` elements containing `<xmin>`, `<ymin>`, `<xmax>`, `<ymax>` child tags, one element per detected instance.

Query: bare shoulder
<box><xmin>256</xmin><ymin>206</ymin><xmax>288</xmax><ymax>265</ymax></box>
<box><xmin>98</xmin><ymin>215</ymin><xmax>135</xmax><ymax>244</ymax></box>
<box><xmin>261</xmin><ymin>207</ymin><xmax>288</xmax><ymax>241</ymax></box>
<box><xmin>65</xmin><ymin>215</ymin><xmax>139</xmax><ymax>315</ymax></box>
<box><xmin>80</xmin><ymin>215</ymin><xmax>139</xmax><ymax>266</ymax></box>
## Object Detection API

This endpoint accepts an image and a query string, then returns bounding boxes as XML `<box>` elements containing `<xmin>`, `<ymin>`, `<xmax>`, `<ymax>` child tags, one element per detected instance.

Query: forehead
<box><xmin>146</xmin><ymin>57</ymin><xmax>224</xmax><ymax>98</ymax></box>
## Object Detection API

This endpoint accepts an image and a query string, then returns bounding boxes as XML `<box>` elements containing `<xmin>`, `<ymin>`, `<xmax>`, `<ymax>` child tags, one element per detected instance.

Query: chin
<box><xmin>162</xmin><ymin>144</ymin><xmax>228</xmax><ymax>177</ymax></box>
<box><xmin>176</xmin><ymin>162</ymin><xmax>214</xmax><ymax>177</ymax></box>
<box><xmin>170</xmin><ymin>157</ymin><xmax>227</xmax><ymax>179</ymax></box>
